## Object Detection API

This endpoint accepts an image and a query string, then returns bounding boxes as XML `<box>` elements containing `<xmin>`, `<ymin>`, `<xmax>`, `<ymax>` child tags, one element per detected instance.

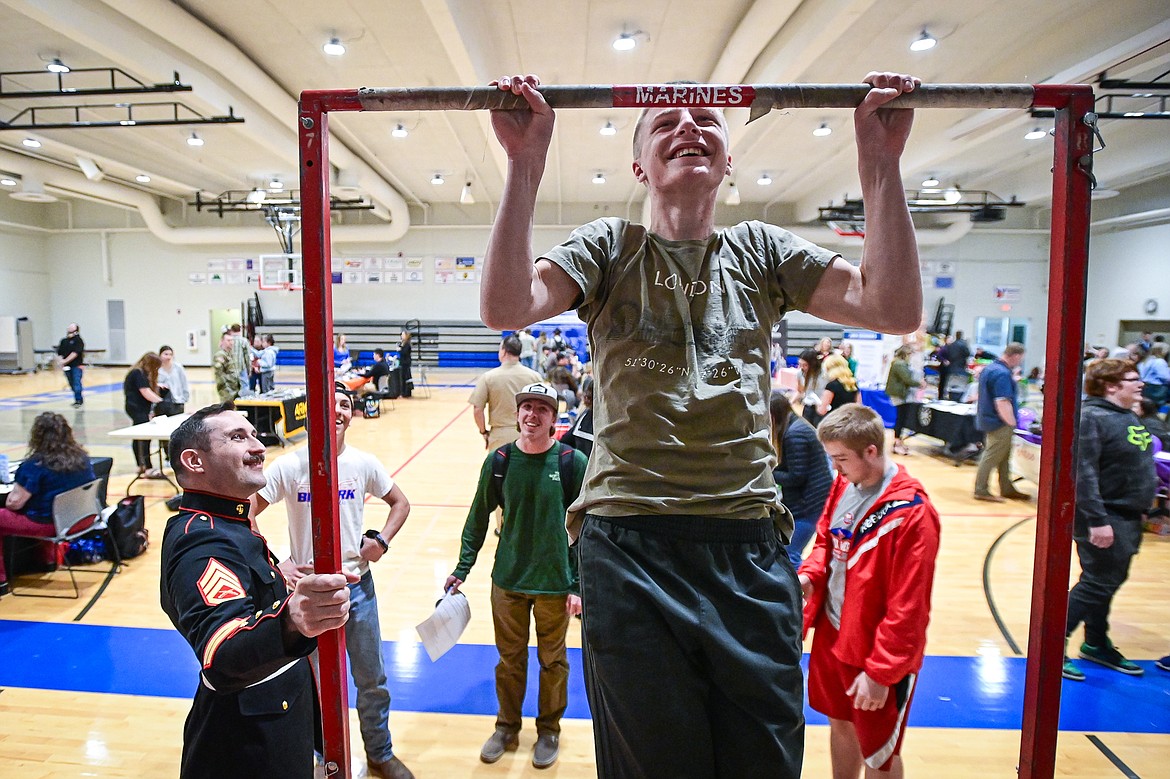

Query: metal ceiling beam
<box><xmin>0</xmin><ymin>102</ymin><xmax>244</xmax><ymax>130</ymax></box>
<box><xmin>0</xmin><ymin>67</ymin><xmax>191</xmax><ymax>98</ymax></box>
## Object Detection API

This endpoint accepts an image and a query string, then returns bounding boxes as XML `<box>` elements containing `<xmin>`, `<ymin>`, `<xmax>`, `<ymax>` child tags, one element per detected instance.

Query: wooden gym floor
<box><xmin>0</xmin><ymin>366</ymin><xmax>1167</xmax><ymax>778</ymax></box>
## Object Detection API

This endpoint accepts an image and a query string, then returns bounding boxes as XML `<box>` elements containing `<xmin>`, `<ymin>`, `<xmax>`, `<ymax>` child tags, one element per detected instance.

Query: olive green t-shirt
<box><xmin>542</xmin><ymin>218</ymin><xmax>835</xmax><ymax>534</ymax></box>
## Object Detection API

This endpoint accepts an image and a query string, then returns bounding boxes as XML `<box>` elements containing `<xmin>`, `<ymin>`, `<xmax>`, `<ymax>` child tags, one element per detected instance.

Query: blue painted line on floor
<box><xmin>1</xmin><ymin>620</ymin><xmax>1167</xmax><ymax>732</ymax></box>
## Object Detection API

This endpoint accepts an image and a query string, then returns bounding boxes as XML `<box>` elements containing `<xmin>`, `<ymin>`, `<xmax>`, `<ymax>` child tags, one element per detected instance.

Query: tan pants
<box><xmin>490</xmin><ymin>584</ymin><xmax>570</xmax><ymax>736</ymax></box>
<box><xmin>975</xmin><ymin>424</ymin><xmax>1015</xmax><ymax>496</ymax></box>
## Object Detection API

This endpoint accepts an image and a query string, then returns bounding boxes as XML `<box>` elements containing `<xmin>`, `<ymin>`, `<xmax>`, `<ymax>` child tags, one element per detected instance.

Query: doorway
<box><xmin>208</xmin><ymin>309</ymin><xmax>237</xmax><ymax>364</ymax></box>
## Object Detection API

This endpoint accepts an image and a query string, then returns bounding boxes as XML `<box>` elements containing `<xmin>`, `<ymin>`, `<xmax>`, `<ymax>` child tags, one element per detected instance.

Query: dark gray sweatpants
<box><xmin>578</xmin><ymin>513</ymin><xmax>805</xmax><ymax>779</ymax></box>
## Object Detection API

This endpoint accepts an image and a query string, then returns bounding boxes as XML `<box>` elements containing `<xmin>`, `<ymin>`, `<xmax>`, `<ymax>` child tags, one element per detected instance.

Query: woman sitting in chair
<box><xmin>0</xmin><ymin>412</ymin><xmax>95</xmax><ymax>596</ymax></box>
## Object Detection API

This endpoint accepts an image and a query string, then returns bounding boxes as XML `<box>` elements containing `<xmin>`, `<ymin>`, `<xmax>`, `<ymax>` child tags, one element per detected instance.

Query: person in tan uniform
<box><xmin>470</xmin><ymin>335</ymin><xmax>543</xmax><ymax>453</ymax></box>
<box><xmin>469</xmin><ymin>335</ymin><xmax>543</xmax><ymax>533</ymax></box>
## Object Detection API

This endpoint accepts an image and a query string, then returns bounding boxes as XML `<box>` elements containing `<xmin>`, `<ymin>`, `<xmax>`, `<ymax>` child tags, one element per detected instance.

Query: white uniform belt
<box><xmin>200</xmin><ymin>658</ymin><xmax>299</xmax><ymax>692</ymax></box>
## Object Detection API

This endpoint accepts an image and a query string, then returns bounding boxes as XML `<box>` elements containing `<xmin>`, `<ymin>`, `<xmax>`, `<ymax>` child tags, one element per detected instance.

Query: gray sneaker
<box><xmin>532</xmin><ymin>733</ymin><xmax>559</xmax><ymax>769</ymax></box>
<box><xmin>480</xmin><ymin>729</ymin><xmax>519</xmax><ymax>764</ymax></box>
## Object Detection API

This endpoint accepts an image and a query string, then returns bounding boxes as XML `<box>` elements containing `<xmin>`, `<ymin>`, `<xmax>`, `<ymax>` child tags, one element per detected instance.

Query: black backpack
<box><xmin>490</xmin><ymin>442</ymin><xmax>578</xmax><ymax>510</ymax></box>
<box><xmin>108</xmin><ymin>495</ymin><xmax>149</xmax><ymax>560</ymax></box>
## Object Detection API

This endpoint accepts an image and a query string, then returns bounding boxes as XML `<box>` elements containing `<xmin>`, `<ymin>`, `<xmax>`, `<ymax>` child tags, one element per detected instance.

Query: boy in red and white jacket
<box><xmin>798</xmin><ymin>404</ymin><xmax>940</xmax><ymax>777</ymax></box>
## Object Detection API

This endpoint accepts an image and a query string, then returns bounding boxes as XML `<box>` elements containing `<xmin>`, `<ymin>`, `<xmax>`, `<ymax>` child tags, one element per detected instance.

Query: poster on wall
<box><xmin>185</xmin><ymin>330</ymin><xmax>199</xmax><ymax>351</ymax></box>
<box><xmin>209</xmin><ymin>273</ymin><xmax>226</xmax><ymax>285</ymax></box>
<box><xmin>226</xmin><ymin>272</ymin><xmax>245</xmax><ymax>285</ymax></box>
<box><xmin>405</xmin><ymin>270</ymin><xmax>424</xmax><ymax>284</ymax></box>
<box><xmin>405</xmin><ymin>257</ymin><xmax>424</xmax><ymax>271</ymax></box>
<box><xmin>385</xmin><ymin>271</ymin><xmax>404</xmax><ymax>284</ymax></box>
<box><xmin>456</xmin><ymin>256</ymin><xmax>477</xmax><ymax>268</ymax></box>
<box><xmin>207</xmin><ymin>259</ymin><xmax>226</xmax><ymax>272</ymax></box>
<box><xmin>188</xmin><ymin>272</ymin><xmax>207</xmax><ymax>285</ymax></box>
<box><xmin>435</xmin><ymin>271</ymin><xmax>455</xmax><ymax>284</ymax></box>
<box><xmin>455</xmin><ymin>270</ymin><xmax>478</xmax><ymax>283</ymax></box>
<box><xmin>842</xmin><ymin>330</ymin><xmax>885</xmax><ymax>388</ymax></box>
<box><xmin>364</xmin><ymin>257</ymin><xmax>383</xmax><ymax>270</ymax></box>
<box><xmin>386</xmin><ymin>257</ymin><xmax>404</xmax><ymax>270</ymax></box>
<box><xmin>366</xmin><ymin>272</ymin><xmax>383</xmax><ymax>284</ymax></box>
<box><xmin>434</xmin><ymin>257</ymin><xmax>455</xmax><ymax>270</ymax></box>
<box><xmin>246</xmin><ymin>271</ymin><xmax>261</xmax><ymax>284</ymax></box>
<box><xmin>344</xmin><ymin>271</ymin><xmax>363</xmax><ymax>285</ymax></box>
<box><xmin>225</xmin><ymin>258</ymin><xmax>248</xmax><ymax>272</ymax></box>
<box><xmin>344</xmin><ymin>258</ymin><xmax>364</xmax><ymax>270</ymax></box>
<box><xmin>994</xmin><ymin>285</ymin><xmax>1021</xmax><ymax>302</ymax></box>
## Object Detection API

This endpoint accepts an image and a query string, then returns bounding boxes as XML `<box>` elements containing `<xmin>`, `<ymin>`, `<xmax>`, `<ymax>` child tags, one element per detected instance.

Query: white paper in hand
<box><xmin>416</xmin><ymin>591</ymin><xmax>471</xmax><ymax>662</ymax></box>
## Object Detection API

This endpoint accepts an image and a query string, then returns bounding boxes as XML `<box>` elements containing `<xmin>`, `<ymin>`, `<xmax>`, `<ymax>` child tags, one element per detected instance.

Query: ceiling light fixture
<box><xmin>725</xmin><ymin>182</ymin><xmax>741</xmax><ymax>206</ymax></box>
<box><xmin>600</xmin><ymin>121</ymin><xmax>617</xmax><ymax>136</ymax></box>
<box><xmin>0</xmin><ymin>178</ymin><xmax>17</xmax><ymax>187</ymax></box>
<box><xmin>1024</xmin><ymin>127</ymin><xmax>1048</xmax><ymax>140</ymax></box>
<box><xmin>246</xmin><ymin>188</ymin><xmax>266</xmax><ymax>204</ymax></box>
<box><xmin>431</xmin><ymin>173</ymin><xmax>444</xmax><ymax>185</ymax></box>
<box><xmin>910</xmin><ymin>30</ymin><xmax>937</xmax><ymax>52</ymax></box>
<box><xmin>186</xmin><ymin>132</ymin><xmax>204</xmax><ymax>147</ymax></box>
<box><xmin>46</xmin><ymin>57</ymin><xmax>70</xmax><ymax>74</ymax></box>
<box><xmin>268</xmin><ymin>178</ymin><xmax>284</xmax><ymax>190</ymax></box>
<box><xmin>135</xmin><ymin>174</ymin><xmax>151</xmax><ymax>183</ymax></box>
<box><xmin>921</xmin><ymin>175</ymin><xmax>940</xmax><ymax>188</ymax></box>
<box><xmin>460</xmin><ymin>181</ymin><xmax>475</xmax><ymax>205</ymax></box>
<box><xmin>391</xmin><ymin>123</ymin><xmax>409</xmax><ymax>138</ymax></box>
<box><xmin>323</xmin><ymin>37</ymin><xmax>346</xmax><ymax>56</ymax></box>
<box><xmin>613</xmin><ymin>31</ymin><xmax>642</xmax><ymax>51</ymax></box>
<box><xmin>592</xmin><ymin>172</ymin><xmax>606</xmax><ymax>184</ymax></box>
<box><xmin>943</xmin><ymin>187</ymin><xmax>963</xmax><ymax>205</ymax></box>
<box><xmin>812</xmin><ymin>123</ymin><xmax>832</xmax><ymax>137</ymax></box>
<box><xmin>22</xmin><ymin>138</ymin><xmax>41</xmax><ymax>148</ymax></box>
<box><xmin>757</xmin><ymin>173</ymin><xmax>772</xmax><ymax>186</ymax></box>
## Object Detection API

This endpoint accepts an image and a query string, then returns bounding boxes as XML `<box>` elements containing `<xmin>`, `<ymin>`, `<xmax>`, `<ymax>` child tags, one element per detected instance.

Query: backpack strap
<box><xmin>556</xmin><ymin>442</ymin><xmax>578</xmax><ymax>509</ymax></box>
<box><xmin>490</xmin><ymin>442</ymin><xmax>512</xmax><ymax>511</ymax></box>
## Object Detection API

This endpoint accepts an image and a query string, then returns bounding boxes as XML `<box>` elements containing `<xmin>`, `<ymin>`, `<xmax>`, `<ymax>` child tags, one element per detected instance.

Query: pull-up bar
<box><xmin>297</xmin><ymin>82</ymin><xmax>1095</xmax><ymax>779</ymax></box>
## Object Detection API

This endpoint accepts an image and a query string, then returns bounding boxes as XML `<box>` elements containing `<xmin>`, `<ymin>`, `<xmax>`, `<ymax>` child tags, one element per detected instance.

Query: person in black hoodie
<box><xmin>1062</xmin><ymin>359</ymin><xmax>1156</xmax><ymax>682</ymax></box>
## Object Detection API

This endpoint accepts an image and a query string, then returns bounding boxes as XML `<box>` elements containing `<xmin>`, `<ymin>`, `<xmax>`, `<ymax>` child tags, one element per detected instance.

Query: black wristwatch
<box><xmin>364</xmin><ymin>529</ymin><xmax>389</xmax><ymax>552</ymax></box>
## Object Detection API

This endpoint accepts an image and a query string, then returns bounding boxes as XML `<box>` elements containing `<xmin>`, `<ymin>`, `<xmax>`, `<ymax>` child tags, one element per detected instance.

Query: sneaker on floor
<box><xmin>1079</xmin><ymin>641</ymin><xmax>1144</xmax><ymax>676</ymax></box>
<box><xmin>532</xmin><ymin>734</ymin><xmax>559</xmax><ymax>769</ymax></box>
<box><xmin>973</xmin><ymin>492</ymin><xmax>1006</xmax><ymax>503</ymax></box>
<box><xmin>367</xmin><ymin>755</ymin><xmax>415</xmax><ymax>779</ymax></box>
<box><xmin>1156</xmin><ymin>655</ymin><xmax>1170</xmax><ymax>672</ymax></box>
<box><xmin>1002</xmin><ymin>490</ymin><xmax>1031</xmax><ymax>501</ymax></box>
<box><xmin>480</xmin><ymin>729</ymin><xmax>519</xmax><ymax>764</ymax></box>
<box><xmin>1061</xmin><ymin>658</ymin><xmax>1085</xmax><ymax>682</ymax></box>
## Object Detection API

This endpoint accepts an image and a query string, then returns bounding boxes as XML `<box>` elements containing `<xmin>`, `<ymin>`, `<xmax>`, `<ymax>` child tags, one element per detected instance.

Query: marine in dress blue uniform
<box><xmin>161</xmin><ymin>489</ymin><xmax>319</xmax><ymax>779</ymax></box>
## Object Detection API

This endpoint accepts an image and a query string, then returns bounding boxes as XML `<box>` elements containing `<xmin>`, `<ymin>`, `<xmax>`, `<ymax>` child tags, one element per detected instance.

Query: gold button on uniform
<box><xmin>282</xmin><ymin>700</ymin><xmax>289</xmax><ymax>711</ymax></box>
<box><xmin>272</xmin><ymin>601</ymin><xmax>280</xmax><ymax>609</ymax></box>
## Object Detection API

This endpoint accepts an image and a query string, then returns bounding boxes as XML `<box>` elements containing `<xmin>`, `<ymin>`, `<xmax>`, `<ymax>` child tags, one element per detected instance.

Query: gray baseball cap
<box><xmin>515</xmin><ymin>382</ymin><xmax>559</xmax><ymax>412</ymax></box>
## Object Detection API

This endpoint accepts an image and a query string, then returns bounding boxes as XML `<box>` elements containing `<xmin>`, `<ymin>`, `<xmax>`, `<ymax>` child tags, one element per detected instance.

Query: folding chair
<box><xmin>11</xmin><ymin>478</ymin><xmax>121</xmax><ymax>599</ymax></box>
<box><xmin>365</xmin><ymin>373</ymin><xmax>397</xmax><ymax>415</ymax></box>
<box><xmin>415</xmin><ymin>364</ymin><xmax>432</xmax><ymax>399</ymax></box>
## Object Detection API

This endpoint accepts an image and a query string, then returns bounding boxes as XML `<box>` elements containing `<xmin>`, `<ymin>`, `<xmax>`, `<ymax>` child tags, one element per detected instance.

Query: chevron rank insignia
<box><xmin>197</xmin><ymin>558</ymin><xmax>246</xmax><ymax>606</ymax></box>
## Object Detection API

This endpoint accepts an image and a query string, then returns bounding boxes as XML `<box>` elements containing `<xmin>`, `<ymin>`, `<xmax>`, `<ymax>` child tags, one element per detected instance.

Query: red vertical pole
<box><xmin>1018</xmin><ymin>86</ymin><xmax>1095</xmax><ymax>779</ymax></box>
<box><xmin>298</xmin><ymin>95</ymin><xmax>350</xmax><ymax>777</ymax></box>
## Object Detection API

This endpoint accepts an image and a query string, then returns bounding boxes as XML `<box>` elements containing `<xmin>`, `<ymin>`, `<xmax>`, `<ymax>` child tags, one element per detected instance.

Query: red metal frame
<box><xmin>297</xmin><ymin>83</ymin><xmax>1094</xmax><ymax>779</ymax></box>
<box><xmin>297</xmin><ymin>92</ymin><xmax>350</xmax><ymax>776</ymax></box>
<box><xmin>1018</xmin><ymin>84</ymin><xmax>1096</xmax><ymax>779</ymax></box>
